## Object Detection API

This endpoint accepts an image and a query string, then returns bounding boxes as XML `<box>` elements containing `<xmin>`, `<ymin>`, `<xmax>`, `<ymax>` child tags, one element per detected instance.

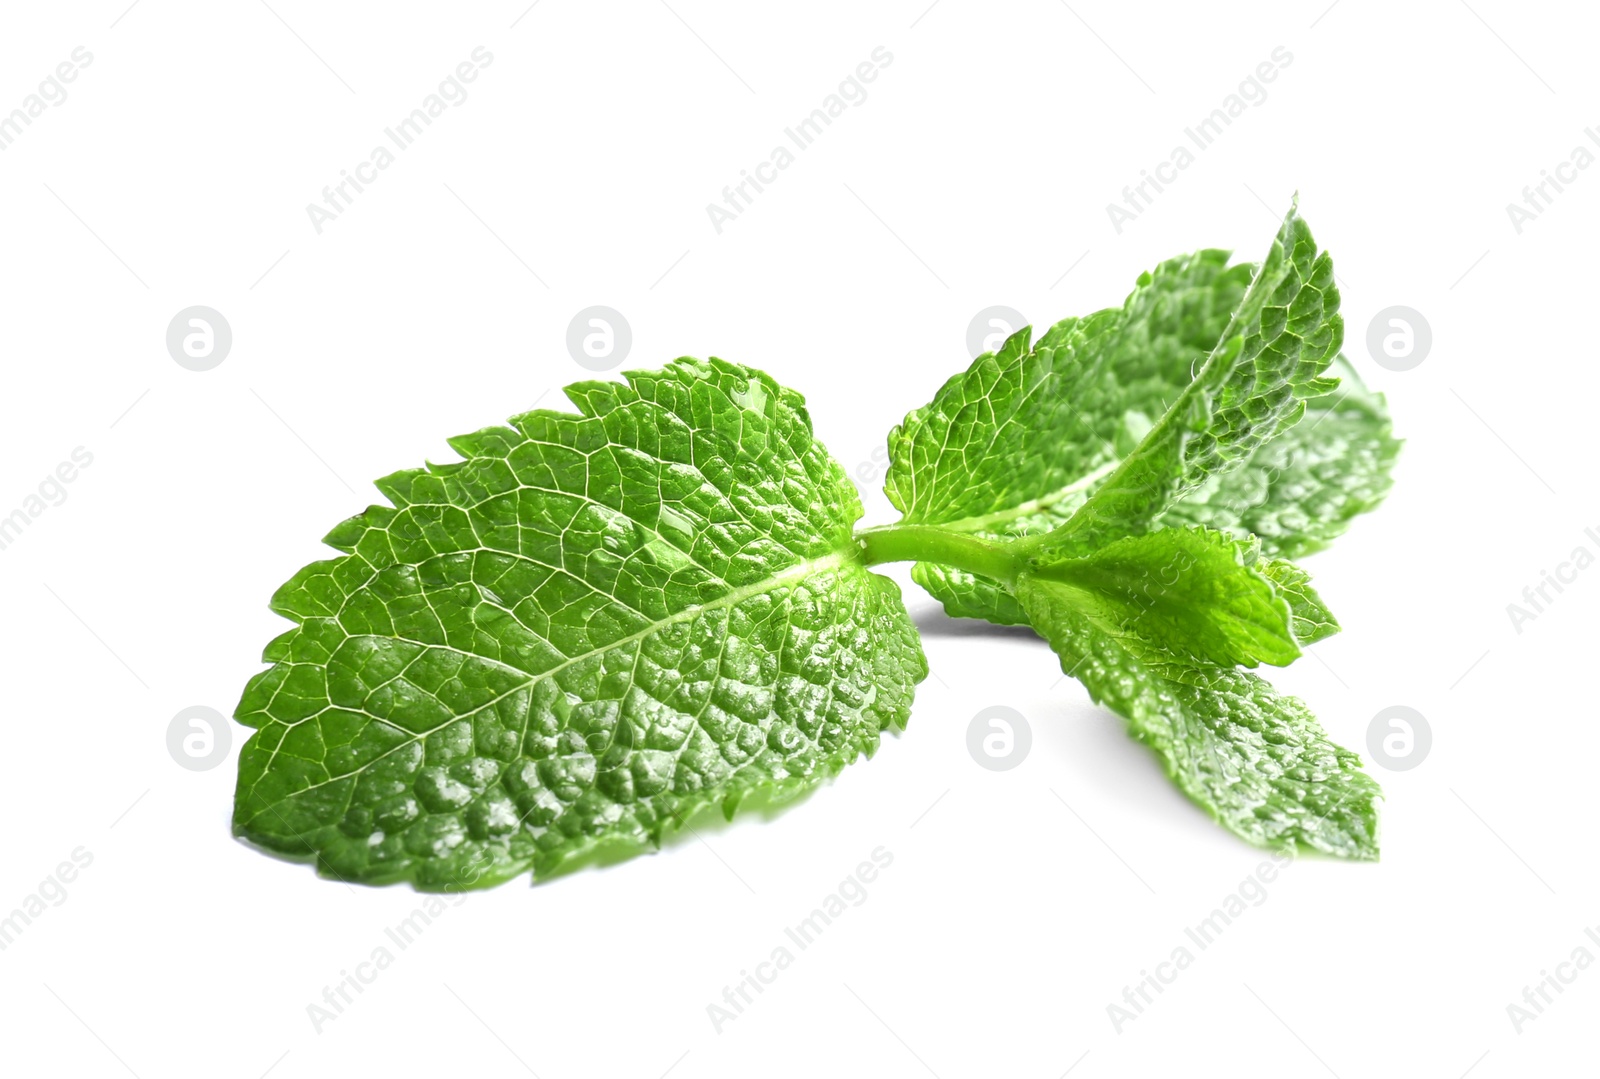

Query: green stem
<box><xmin>856</xmin><ymin>523</ymin><xmax>1021</xmax><ymax>586</ymax></box>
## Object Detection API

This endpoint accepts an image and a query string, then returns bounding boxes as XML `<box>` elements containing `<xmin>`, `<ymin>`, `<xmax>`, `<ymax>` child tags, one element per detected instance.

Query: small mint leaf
<box><xmin>1023</xmin><ymin>526</ymin><xmax>1300</xmax><ymax>669</ymax></box>
<box><xmin>1018</xmin><ymin>578</ymin><xmax>1380</xmax><ymax>860</ymax></box>
<box><xmin>1256</xmin><ymin>556</ymin><xmax>1340</xmax><ymax>646</ymax></box>
<box><xmin>1057</xmin><ymin>201</ymin><xmax>1345</xmax><ymax>550</ymax></box>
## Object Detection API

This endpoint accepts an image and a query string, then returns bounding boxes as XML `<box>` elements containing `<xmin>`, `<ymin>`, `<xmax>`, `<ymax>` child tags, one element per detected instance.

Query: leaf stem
<box><xmin>856</xmin><ymin>523</ymin><xmax>1021</xmax><ymax>586</ymax></box>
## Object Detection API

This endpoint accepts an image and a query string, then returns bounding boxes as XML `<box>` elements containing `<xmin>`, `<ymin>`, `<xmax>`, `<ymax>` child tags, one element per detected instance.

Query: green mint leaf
<box><xmin>1158</xmin><ymin>355</ymin><xmax>1400</xmax><ymax>560</ymax></box>
<box><xmin>886</xmin><ymin>211</ymin><xmax>1389</xmax><ymax>630</ymax></box>
<box><xmin>1256</xmin><ymin>555</ymin><xmax>1339</xmax><ymax>646</ymax></box>
<box><xmin>1021</xmin><ymin>526</ymin><xmax>1300</xmax><ymax>668</ymax></box>
<box><xmin>233</xmin><ymin>358</ymin><xmax>926</xmax><ymax>890</ymax></box>
<box><xmin>907</xmin><ymin>356</ymin><xmax>1394</xmax><ymax>627</ymax></box>
<box><xmin>887</xmin><ymin>249</ymin><xmax>1252</xmax><ymax>624</ymax></box>
<box><xmin>884</xmin><ymin>311</ymin><xmax>1123</xmax><ymax>530</ymax></box>
<box><xmin>885</xmin><ymin>248</ymin><xmax>1246</xmax><ymax>531</ymax></box>
<box><xmin>1057</xmin><ymin>201</ymin><xmax>1344</xmax><ymax>550</ymax></box>
<box><xmin>1017</xmin><ymin>578</ymin><xmax>1380</xmax><ymax>859</ymax></box>
<box><xmin>909</xmin><ymin>563</ymin><xmax>1033</xmax><ymax>626</ymax></box>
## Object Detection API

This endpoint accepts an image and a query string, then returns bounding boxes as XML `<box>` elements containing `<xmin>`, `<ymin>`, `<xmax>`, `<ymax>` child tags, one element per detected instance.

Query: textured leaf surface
<box><xmin>1025</xmin><ymin>527</ymin><xmax>1299</xmax><ymax>668</ymax></box>
<box><xmin>892</xmin><ymin>250</ymin><xmax>1252</xmax><ymax>624</ymax></box>
<box><xmin>233</xmin><ymin>359</ymin><xmax>926</xmax><ymax>889</ymax></box>
<box><xmin>1159</xmin><ymin>355</ymin><xmax>1399</xmax><ymax>559</ymax></box>
<box><xmin>1257</xmin><ymin>556</ymin><xmax>1339</xmax><ymax>646</ymax></box>
<box><xmin>902</xmin><ymin>209</ymin><xmax>1385</xmax><ymax>627</ymax></box>
<box><xmin>1017</xmin><ymin>578</ymin><xmax>1380</xmax><ymax>859</ymax></box>
<box><xmin>885</xmin><ymin>248</ymin><xmax>1246</xmax><ymax>529</ymax></box>
<box><xmin>1058</xmin><ymin>203</ymin><xmax>1344</xmax><ymax>550</ymax></box>
<box><xmin>910</xmin><ymin>357</ymin><xmax>1395</xmax><ymax>626</ymax></box>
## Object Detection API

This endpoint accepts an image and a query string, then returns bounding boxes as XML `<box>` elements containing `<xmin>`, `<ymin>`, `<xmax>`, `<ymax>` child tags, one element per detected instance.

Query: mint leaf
<box><xmin>1023</xmin><ymin>526</ymin><xmax>1300</xmax><ymax>668</ymax></box>
<box><xmin>233</xmin><ymin>358</ymin><xmax>926</xmax><ymax>889</ymax></box>
<box><xmin>889</xmin><ymin>211</ymin><xmax>1390</xmax><ymax>630</ymax></box>
<box><xmin>885</xmin><ymin>248</ymin><xmax>1245</xmax><ymax>531</ymax></box>
<box><xmin>1256</xmin><ymin>555</ymin><xmax>1339</xmax><ymax>646</ymax></box>
<box><xmin>1058</xmin><ymin>201</ymin><xmax>1343</xmax><ymax>550</ymax></box>
<box><xmin>1159</xmin><ymin>355</ymin><xmax>1400</xmax><ymax>560</ymax></box>
<box><xmin>888</xmin><ymin>249</ymin><xmax>1253</xmax><ymax>624</ymax></box>
<box><xmin>1016</xmin><ymin>577</ymin><xmax>1380</xmax><ymax>859</ymax></box>
<box><xmin>907</xmin><ymin>361</ymin><xmax>1394</xmax><ymax>628</ymax></box>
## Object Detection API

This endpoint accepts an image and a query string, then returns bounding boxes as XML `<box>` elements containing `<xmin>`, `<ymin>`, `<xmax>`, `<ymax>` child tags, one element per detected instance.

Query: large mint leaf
<box><xmin>233</xmin><ymin>358</ymin><xmax>926</xmax><ymax>890</ymax></box>
<box><xmin>1017</xmin><ymin>576</ymin><xmax>1380</xmax><ymax>859</ymax></box>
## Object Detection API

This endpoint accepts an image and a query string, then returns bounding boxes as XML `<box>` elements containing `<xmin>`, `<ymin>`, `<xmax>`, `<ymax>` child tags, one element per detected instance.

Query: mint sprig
<box><xmin>233</xmin><ymin>202</ymin><xmax>1396</xmax><ymax>888</ymax></box>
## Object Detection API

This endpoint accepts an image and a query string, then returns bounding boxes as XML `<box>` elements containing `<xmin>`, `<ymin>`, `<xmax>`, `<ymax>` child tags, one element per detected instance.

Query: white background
<box><xmin>0</xmin><ymin>1</ymin><xmax>1594</xmax><ymax>1076</ymax></box>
